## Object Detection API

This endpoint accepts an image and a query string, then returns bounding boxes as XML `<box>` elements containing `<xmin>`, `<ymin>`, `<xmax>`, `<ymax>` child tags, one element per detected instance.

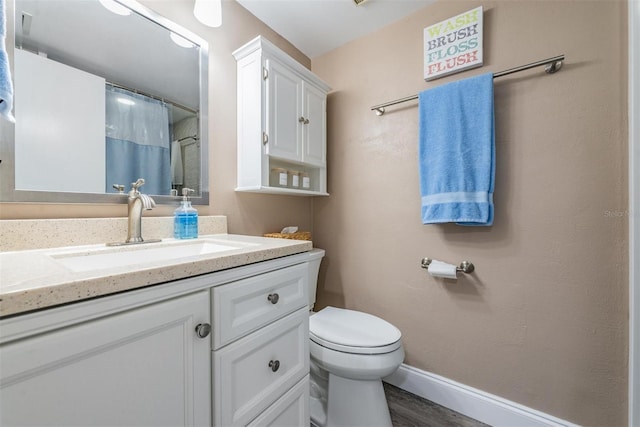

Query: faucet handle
<box><xmin>112</xmin><ymin>184</ymin><xmax>125</xmax><ymax>194</ymax></box>
<box><xmin>131</xmin><ymin>178</ymin><xmax>145</xmax><ymax>191</ymax></box>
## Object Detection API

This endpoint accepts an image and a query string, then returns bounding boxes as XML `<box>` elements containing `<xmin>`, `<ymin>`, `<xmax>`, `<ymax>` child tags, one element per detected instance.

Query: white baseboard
<box><xmin>384</xmin><ymin>364</ymin><xmax>580</xmax><ymax>427</ymax></box>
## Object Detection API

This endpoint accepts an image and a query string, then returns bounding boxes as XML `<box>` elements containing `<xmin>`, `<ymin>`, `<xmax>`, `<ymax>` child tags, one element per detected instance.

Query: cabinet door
<box><xmin>0</xmin><ymin>291</ymin><xmax>211</xmax><ymax>427</ymax></box>
<box><xmin>266</xmin><ymin>59</ymin><xmax>302</xmax><ymax>163</ymax></box>
<box><xmin>15</xmin><ymin>49</ymin><xmax>106</xmax><ymax>193</ymax></box>
<box><xmin>302</xmin><ymin>82</ymin><xmax>327</xmax><ymax>166</ymax></box>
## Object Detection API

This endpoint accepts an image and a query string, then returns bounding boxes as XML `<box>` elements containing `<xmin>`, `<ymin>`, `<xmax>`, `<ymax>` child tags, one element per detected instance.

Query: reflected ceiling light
<box><xmin>170</xmin><ymin>32</ymin><xmax>196</xmax><ymax>48</ymax></box>
<box><xmin>194</xmin><ymin>0</ymin><xmax>222</xmax><ymax>28</ymax></box>
<box><xmin>99</xmin><ymin>0</ymin><xmax>131</xmax><ymax>16</ymax></box>
<box><xmin>117</xmin><ymin>97</ymin><xmax>135</xmax><ymax>106</ymax></box>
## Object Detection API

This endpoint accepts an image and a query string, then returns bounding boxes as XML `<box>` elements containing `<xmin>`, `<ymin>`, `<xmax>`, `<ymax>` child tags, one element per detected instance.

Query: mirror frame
<box><xmin>0</xmin><ymin>0</ymin><xmax>210</xmax><ymax>205</ymax></box>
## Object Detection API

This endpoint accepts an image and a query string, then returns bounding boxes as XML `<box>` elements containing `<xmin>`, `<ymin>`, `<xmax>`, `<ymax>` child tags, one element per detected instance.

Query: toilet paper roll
<box><xmin>428</xmin><ymin>260</ymin><xmax>458</xmax><ymax>279</ymax></box>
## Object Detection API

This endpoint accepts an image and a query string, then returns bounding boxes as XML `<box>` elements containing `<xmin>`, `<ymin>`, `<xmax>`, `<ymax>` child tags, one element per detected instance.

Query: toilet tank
<box><xmin>306</xmin><ymin>248</ymin><xmax>325</xmax><ymax>310</ymax></box>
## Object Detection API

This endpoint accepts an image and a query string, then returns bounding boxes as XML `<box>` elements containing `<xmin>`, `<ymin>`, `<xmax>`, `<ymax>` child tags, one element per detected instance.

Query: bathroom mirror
<box><xmin>0</xmin><ymin>0</ymin><xmax>209</xmax><ymax>204</ymax></box>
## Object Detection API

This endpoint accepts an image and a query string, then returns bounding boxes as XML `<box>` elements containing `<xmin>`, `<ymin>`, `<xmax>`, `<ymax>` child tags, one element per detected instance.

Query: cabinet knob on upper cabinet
<box><xmin>269</xmin><ymin>360</ymin><xmax>280</xmax><ymax>372</ymax></box>
<box><xmin>267</xmin><ymin>293</ymin><xmax>280</xmax><ymax>304</ymax></box>
<box><xmin>195</xmin><ymin>323</ymin><xmax>211</xmax><ymax>338</ymax></box>
<box><xmin>304</xmin><ymin>118</ymin><xmax>309</xmax><ymax>124</ymax></box>
<box><xmin>298</xmin><ymin>116</ymin><xmax>306</xmax><ymax>123</ymax></box>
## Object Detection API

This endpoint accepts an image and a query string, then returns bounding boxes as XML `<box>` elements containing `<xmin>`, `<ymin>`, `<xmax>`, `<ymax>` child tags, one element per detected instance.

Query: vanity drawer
<box><xmin>212</xmin><ymin>263</ymin><xmax>307</xmax><ymax>349</ymax></box>
<box><xmin>247</xmin><ymin>375</ymin><xmax>309</xmax><ymax>427</ymax></box>
<box><xmin>213</xmin><ymin>307</ymin><xmax>309</xmax><ymax>427</ymax></box>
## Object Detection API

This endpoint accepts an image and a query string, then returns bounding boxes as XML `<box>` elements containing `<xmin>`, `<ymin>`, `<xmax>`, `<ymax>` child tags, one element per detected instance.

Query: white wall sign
<box><xmin>423</xmin><ymin>6</ymin><xmax>483</xmax><ymax>81</ymax></box>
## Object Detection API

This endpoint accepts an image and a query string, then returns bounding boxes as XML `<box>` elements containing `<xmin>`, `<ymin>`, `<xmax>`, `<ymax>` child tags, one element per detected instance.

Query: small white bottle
<box><xmin>290</xmin><ymin>171</ymin><xmax>300</xmax><ymax>188</ymax></box>
<box><xmin>301</xmin><ymin>172</ymin><xmax>310</xmax><ymax>189</ymax></box>
<box><xmin>271</xmin><ymin>168</ymin><xmax>288</xmax><ymax>187</ymax></box>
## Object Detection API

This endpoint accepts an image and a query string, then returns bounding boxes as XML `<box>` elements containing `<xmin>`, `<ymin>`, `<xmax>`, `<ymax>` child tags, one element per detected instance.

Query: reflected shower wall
<box><xmin>105</xmin><ymin>86</ymin><xmax>171</xmax><ymax>195</ymax></box>
<box><xmin>172</xmin><ymin>115</ymin><xmax>200</xmax><ymax>195</ymax></box>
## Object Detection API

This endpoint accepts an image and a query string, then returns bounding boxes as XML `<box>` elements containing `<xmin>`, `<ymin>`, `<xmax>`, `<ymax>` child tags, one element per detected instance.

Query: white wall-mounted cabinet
<box><xmin>234</xmin><ymin>36</ymin><xmax>331</xmax><ymax>196</ymax></box>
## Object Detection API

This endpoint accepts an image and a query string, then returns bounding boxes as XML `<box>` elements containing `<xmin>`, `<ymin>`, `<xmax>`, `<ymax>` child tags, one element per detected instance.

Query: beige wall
<box><xmin>311</xmin><ymin>0</ymin><xmax>628</xmax><ymax>425</ymax></box>
<box><xmin>0</xmin><ymin>0</ymin><xmax>314</xmax><ymax>237</ymax></box>
<box><xmin>1</xmin><ymin>0</ymin><xmax>630</xmax><ymax>423</ymax></box>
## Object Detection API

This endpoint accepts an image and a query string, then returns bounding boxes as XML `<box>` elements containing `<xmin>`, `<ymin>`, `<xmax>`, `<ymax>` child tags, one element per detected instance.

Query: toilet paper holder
<box><xmin>421</xmin><ymin>258</ymin><xmax>475</xmax><ymax>274</ymax></box>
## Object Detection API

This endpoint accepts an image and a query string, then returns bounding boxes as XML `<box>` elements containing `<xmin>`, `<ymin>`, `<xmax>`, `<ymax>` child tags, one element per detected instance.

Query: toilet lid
<box><xmin>309</xmin><ymin>307</ymin><xmax>402</xmax><ymax>354</ymax></box>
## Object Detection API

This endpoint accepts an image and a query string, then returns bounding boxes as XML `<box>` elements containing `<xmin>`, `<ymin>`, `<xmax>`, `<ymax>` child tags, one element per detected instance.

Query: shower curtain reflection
<box><xmin>105</xmin><ymin>86</ymin><xmax>171</xmax><ymax>195</ymax></box>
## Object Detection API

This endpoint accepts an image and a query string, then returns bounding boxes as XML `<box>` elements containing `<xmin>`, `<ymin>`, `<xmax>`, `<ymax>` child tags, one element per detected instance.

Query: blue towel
<box><xmin>418</xmin><ymin>73</ymin><xmax>495</xmax><ymax>226</ymax></box>
<box><xmin>0</xmin><ymin>0</ymin><xmax>14</xmax><ymax>122</ymax></box>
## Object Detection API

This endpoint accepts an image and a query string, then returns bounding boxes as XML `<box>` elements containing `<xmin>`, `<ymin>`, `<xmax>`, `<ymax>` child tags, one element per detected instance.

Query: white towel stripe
<box><xmin>421</xmin><ymin>192</ymin><xmax>493</xmax><ymax>206</ymax></box>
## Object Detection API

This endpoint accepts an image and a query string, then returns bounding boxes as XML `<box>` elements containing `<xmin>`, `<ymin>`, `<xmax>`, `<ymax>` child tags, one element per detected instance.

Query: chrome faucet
<box><xmin>125</xmin><ymin>178</ymin><xmax>157</xmax><ymax>244</ymax></box>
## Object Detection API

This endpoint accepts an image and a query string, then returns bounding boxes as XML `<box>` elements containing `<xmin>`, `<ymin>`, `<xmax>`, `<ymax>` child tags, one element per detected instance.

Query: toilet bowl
<box><xmin>305</xmin><ymin>249</ymin><xmax>404</xmax><ymax>427</ymax></box>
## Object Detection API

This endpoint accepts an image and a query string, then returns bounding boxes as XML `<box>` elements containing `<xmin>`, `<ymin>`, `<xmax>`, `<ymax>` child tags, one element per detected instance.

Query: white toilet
<box><xmin>306</xmin><ymin>249</ymin><xmax>405</xmax><ymax>427</ymax></box>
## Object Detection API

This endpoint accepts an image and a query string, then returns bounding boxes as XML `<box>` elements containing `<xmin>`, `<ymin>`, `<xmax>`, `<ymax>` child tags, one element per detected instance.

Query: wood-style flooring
<box><xmin>384</xmin><ymin>383</ymin><xmax>490</xmax><ymax>427</ymax></box>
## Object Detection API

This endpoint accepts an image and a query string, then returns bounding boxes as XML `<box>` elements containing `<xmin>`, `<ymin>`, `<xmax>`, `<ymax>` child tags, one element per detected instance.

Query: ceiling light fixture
<box><xmin>194</xmin><ymin>0</ymin><xmax>222</xmax><ymax>28</ymax></box>
<box><xmin>98</xmin><ymin>0</ymin><xmax>131</xmax><ymax>16</ymax></box>
<box><xmin>353</xmin><ymin>0</ymin><xmax>369</xmax><ymax>5</ymax></box>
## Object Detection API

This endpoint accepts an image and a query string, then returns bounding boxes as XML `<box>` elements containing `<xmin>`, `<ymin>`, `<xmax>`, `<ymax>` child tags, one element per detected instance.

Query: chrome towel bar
<box><xmin>372</xmin><ymin>54</ymin><xmax>565</xmax><ymax>115</ymax></box>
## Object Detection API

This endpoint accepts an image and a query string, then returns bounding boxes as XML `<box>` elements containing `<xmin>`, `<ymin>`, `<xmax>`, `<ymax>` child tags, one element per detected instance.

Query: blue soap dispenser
<box><xmin>174</xmin><ymin>188</ymin><xmax>198</xmax><ymax>239</ymax></box>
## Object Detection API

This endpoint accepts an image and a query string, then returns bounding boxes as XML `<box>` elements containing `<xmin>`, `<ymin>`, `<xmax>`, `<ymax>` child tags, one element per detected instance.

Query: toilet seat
<box><xmin>310</xmin><ymin>306</ymin><xmax>402</xmax><ymax>355</ymax></box>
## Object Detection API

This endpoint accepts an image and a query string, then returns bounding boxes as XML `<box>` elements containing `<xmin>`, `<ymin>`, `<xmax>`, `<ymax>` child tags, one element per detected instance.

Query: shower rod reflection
<box><xmin>371</xmin><ymin>54</ymin><xmax>565</xmax><ymax>116</ymax></box>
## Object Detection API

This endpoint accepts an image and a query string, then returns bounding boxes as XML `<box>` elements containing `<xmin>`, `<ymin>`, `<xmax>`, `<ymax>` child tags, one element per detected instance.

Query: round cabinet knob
<box><xmin>298</xmin><ymin>116</ymin><xmax>306</xmax><ymax>123</ymax></box>
<box><xmin>303</xmin><ymin>118</ymin><xmax>310</xmax><ymax>124</ymax></box>
<box><xmin>267</xmin><ymin>293</ymin><xmax>279</xmax><ymax>304</ymax></box>
<box><xmin>195</xmin><ymin>323</ymin><xmax>211</xmax><ymax>339</ymax></box>
<box><xmin>269</xmin><ymin>360</ymin><xmax>280</xmax><ymax>372</ymax></box>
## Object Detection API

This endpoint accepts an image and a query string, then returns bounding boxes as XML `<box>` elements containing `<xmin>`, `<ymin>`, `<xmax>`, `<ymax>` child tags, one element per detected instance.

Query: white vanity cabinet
<box><xmin>0</xmin><ymin>250</ymin><xmax>311</xmax><ymax>427</ymax></box>
<box><xmin>234</xmin><ymin>36</ymin><xmax>331</xmax><ymax>196</ymax></box>
<box><xmin>0</xmin><ymin>290</ymin><xmax>211</xmax><ymax>427</ymax></box>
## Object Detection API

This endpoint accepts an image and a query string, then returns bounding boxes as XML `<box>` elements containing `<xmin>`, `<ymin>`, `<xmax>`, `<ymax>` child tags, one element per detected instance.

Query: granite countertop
<box><xmin>0</xmin><ymin>234</ymin><xmax>312</xmax><ymax>318</ymax></box>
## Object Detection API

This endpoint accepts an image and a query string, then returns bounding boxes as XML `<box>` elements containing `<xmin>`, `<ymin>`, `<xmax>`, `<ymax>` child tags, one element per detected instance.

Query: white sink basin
<box><xmin>50</xmin><ymin>239</ymin><xmax>256</xmax><ymax>273</ymax></box>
